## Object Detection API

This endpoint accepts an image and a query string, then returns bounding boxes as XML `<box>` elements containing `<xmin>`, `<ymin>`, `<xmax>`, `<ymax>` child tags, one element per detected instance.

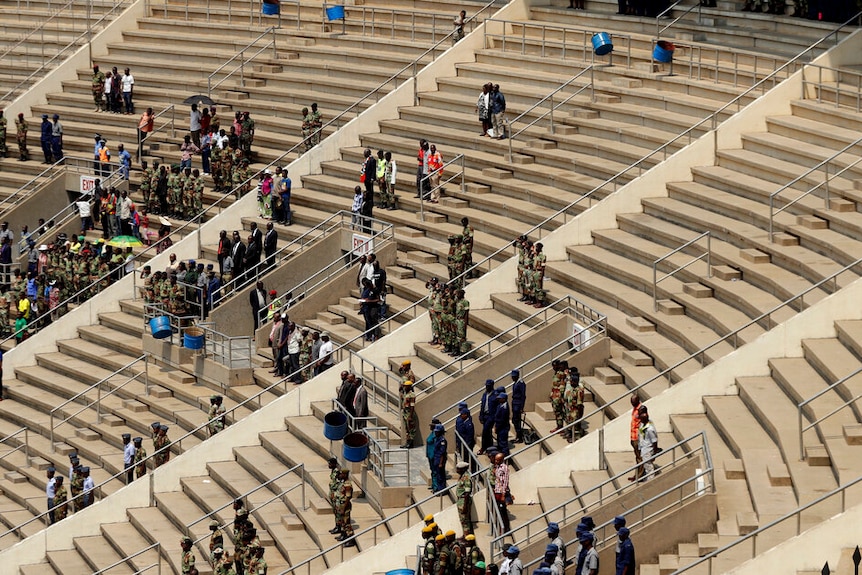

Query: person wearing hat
<box><xmin>507</xmin><ymin>545</ymin><xmax>523</xmax><ymax>575</ymax></box>
<box><xmin>455</xmin><ymin>460</ymin><xmax>474</xmax><ymax>536</ymax></box>
<box><xmin>248</xmin><ymin>543</ymin><xmax>266</xmax><ymax>574</ymax></box>
<box><xmin>432</xmin><ymin>423</ymin><xmax>448</xmax><ymax>495</ymax></box>
<box><xmin>495</xmin><ymin>391</ymin><xmax>511</xmax><ymax>456</ymax></box>
<box><xmin>208</xmin><ymin>395</ymin><xmax>227</xmax><ymax>437</ymax></box>
<box><xmin>398</xmin><ymin>359</ymin><xmax>417</xmax><ymax>384</ymax></box>
<box><xmin>510</xmin><ymin>369</ymin><xmax>527</xmax><ymax>444</ymax></box>
<box><xmin>541</xmin><ymin>543</ymin><xmax>562</xmax><ymax>575</ymax></box>
<box><xmin>53</xmin><ymin>475</ymin><xmax>68</xmax><ymax>521</ymax></box>
<box><xmin>180</xmin><ymin>535</ymin><xmax>196</xmax><ymax>574</ymax></box>
<box><xmin>579</xmin><ymin>532</ymin><xmax>598</xmax><ymax>575</ymax></box>
<box><xmin>478</xmin><ymin>379</ymin><xmax>497</xmax><ymax>454</ymax></box>
<box><xmin>316</xmin><ymin>331</ymin><xmax>334</xmax><ymax>373</ymax></box>
<box><xmin>638</xmin><ymin>405</ymin><xmax>659</xmax><ymax>481</ymax></box>
<box><xmin>464</xmin><ymin>534</ymin><xmax>485</xmax><ymax>573</ymax></box>
<box><xmin>400</xmin><ymin>380</ymin><xmax>418</xmax><ymax>449</ymax></box>
<box><xmin>39</xmin><ymin>113</ymin><xmax>52</xmax><ymax>163</ymax></box>
<box><xmin>327</xmin><ymin>457</ymin><xmax>342</xmax><ymax>534</ymax></box>
<box><xmin>420</xmin><ymin>524</ymin><xmax>437</xmax><ymax>575</ymax></box>
<box><xmin>15</xmin><ymin>112</ymin><xmax>28</xmax><ymax>161</ymax></box>
<box><xmin>133</xmin><ymin>437</ymin><xmax>147</xmax><ymax>478</ymax></box>
<box><xmin>547</xmin><ymin>522</ymin><xmax>567</xmax><ymax>569</ymax></box>
<box><xmin>455</xmin><ymin>406</ymin><xmax>476</xmax><ymax>466</ymax></box>
<box><xmin>69</xmin><ymin>459</ymin><xmax>83</xmax><ymax>513</ymax></box>
<box><xmin>613</xmin><ymin>515</ymin><xmax>626</xmax><ymax>564</ymax></box>
<box><xmin>616</xmin><ymin>526</ymin><xmax>635</xmax><ymax>575</ymax></box>
<box><xmin>334</xmin><ymin>468</ymin><xmax>356</xmax><ymax>547</ymax></box>
<box><xmin>154</xmin><ymin>424</ymin><xmax>171</xmax><ymax>468</ymax></box>
<box><xmin>433</xmin><ymin>532</ymin><xmax>452</xmax><ymax>575</ymax></box>
<box><xmin>470</xmin><ymin>560</ymin><xmax>486</xmax><ymax>575</ymax></box>
<box><xmin>80</xmin><ymin>466</ymin><xmax>94</xmax><ymax>508</ymax></box>
<box><xmin>208</xmin><ymin>519</ymin><xmax>224</xmax><ymax>560</ymax></box>
<box><xmin>212</xmin><ymin>546</ymin><xmax>233</xmax><ymax>574</ymax></box>
<box><xmin>122</xmin><ymin>433</ymin><xmax>135</xmax><ymax>485</ymax></box>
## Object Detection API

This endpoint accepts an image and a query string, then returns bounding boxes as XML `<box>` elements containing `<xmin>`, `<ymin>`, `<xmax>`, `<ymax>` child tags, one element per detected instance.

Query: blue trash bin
<box><xmin>183</xmin><ymin>327</ymin><xmax>205</xmax><ymax>350</ymax></box>
<box><xmin>262</xmin><ymin>1</ymin><xmax>279</xmax><ymax>15</ymax></box>
<box><xmin>653</xmin><ymin>40</ymin><xmax>675</xmax><ymax>63</ymax></box>
<box><xmin>324</xmin><ymin>411</ymin><xmax>348</xmax><ymax>441</ymax></box>
<box><xmin>343</xmin><ymin>432</ymin><xmax>369</xmax><ymax>462</ymax></box>
<box><xmin>150</xmin><ymin>316</ymin><xmax>171</xmax><ymax>339</ymax></box>
<box><xmin>591</xmin><ymin>32</ymin><xmax>613</xmax><ymax>56</ymax></box>
<box><xmin>325</xmin><ymin>5</ymin><xmax>344</xmax><ymax>20</ymax></box>
<box><xmin>386</xmin><ymin>570</ymin><xmax>415</xmax><ymax>575</ymax></box>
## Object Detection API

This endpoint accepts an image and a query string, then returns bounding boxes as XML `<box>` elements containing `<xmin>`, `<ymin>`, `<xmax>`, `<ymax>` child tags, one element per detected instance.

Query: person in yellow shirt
<box><xmin>17</xmin><ymin>293</ymin><xmax>30</xmax><ymax>320</ymax></box>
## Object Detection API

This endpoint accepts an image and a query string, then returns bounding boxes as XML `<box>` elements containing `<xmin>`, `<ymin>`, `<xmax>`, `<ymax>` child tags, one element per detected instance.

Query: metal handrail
<box><xmin>525</xmin><ymin>467</ymin><xmax>714</xmax><ymax>570</ymax></box>
<box><xmin>503</xmin><ymin>253</ymin><xmax>862</xmax><ymax>471</ymax></box>
<box><xmin>507</xmin><ymin>69</ymin><xmax>595</xmax><ymax>162</ymax></box>
<box><xmin>49</xmin><ymin>354</ymin><xmax>149</xmax><ymax>449</ymax></box>
<box><xmin>672</xmin><ymin>473</ymin><xmax>862</xmax><ymax>574</ymax></box>
<box><xmin>492</xmin><ymin>431</ymin><xmax>711</xmax><ymax>557</ymax></box>
<box><xmin>0</xmin><ymin>0</ymin><xmax>135</xmax><ymax>103</ymax></box>
<box><xmin>0</xmin><ymin>427</ymin><xmax>30</xmax><ymax>467</ymax></box>
<box><xmin>803</xmin><ymin>63</ymin><xmax>862</xmax><ymax>113</ymax></box>
<box><xmin>797</xmin><ymin>364</ymin><xmax>862</xmax><ymax>460</ymax></box>
<box><xmin>769</xmin><ymin>134</ymin><xmax>862</xmax><ymax>240</ymax></box>
<box><xmin>185</xmin><ymin>462</ymin><xmax>305</xmax><ymax>534</ymax></box>
<box><xmin>258</xmin><ymin>218</ymin><xmax>395</xmax><ymax>329</ymax></box>
<box><xmin>275</xmin><ymin>465</ymin><xmax>488</xmax><ymax>575</ymax></box>
<box><xmin>347</xmin><ymin>6</ymin><xmax>452</xmax><ymax>43</ymax></box>
<box><xmin>332</xmin><ymin>398</ymin><xmax>378</xmax><ymax>432</ymax></box>
<box><xmin>194</xmin><ymin>323</ymin><xmax>253</xmax><ymax>369</ymax></box>
<box><xmin>418</xmin><ymin>153</ymin><xmax>465</xmax><ymax>222</ymax></box>
<box><xmin>0</xmin><ymin>0</ymin><xmax>81</xmax><ymax>67</ymax></box>
<box><xmin>435</xmin><ymin>314</ymin><xmax>607</xmax><ymax>428</ymax></box>
<box><xmin>210</xmin><ymin>210</ymin><xmax>348</xmax><ymax>307</ymax></box>
<box><xmin>657</xmin><ymin>0</ymin><xmax>702</xmax><ymax>40</ymax></box>
<box><xmin>207</xmin><ymin>26</ymin><xmax>278</xmax><ymax>97</ymax></box>
<box><xmin>652</xmin><ymin>231</ymin><xmax>711</xmax><ymax>311</ymax></box>
<box><xmin>92</xmin><ymin>541</ymin><xmax>161</xmax><ymax>575</ymax></box>
<box><xmin>364</xmin><ymin>425</ymin><xmax>412</xmax><ymax>485</ymax></box>
<box><xmin>484</xmin><ymin>19</ymin><xmax>633</xmax><ymax>67</ymax></box>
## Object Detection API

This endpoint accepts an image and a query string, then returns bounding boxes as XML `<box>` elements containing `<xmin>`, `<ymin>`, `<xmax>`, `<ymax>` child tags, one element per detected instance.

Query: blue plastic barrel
<box><xmin>386</xmin><ymin>570</ymin><xmax>415</xmax><ymax>575</ymax></box>
<box><xmin>591</xmin><ymin>32</ymin><xmax>613</xmax><ymax>56</ymax></box>
<box><xmin>653</xmin><ymin>40</ymin><xmax>675</xmax><ymax>63</ymax></box>
<box><xmin>324</xmin><ymin>411</ymin><xmax>348</xmax><ymax>441</ymax></box>
<box><xmin>150</xmin><ymin>316</ymin><xmax>171</xmax><ymax>339</ymax></box>
<box><xmin>325</xmin><ymin>5</ymin><xmax>344</xmax><ymax>20</ymax></box>
<box><xmin>262</xmin><ymin>2</ymin><xmax>279</xmax><ymax>15</ymax></box>
<box><xmin>342</xmin><ymin>432</ymin><xmax>369</xmax><ymax>462</ymax></box>
<box><xmin>183</xmin><ymin>327</ymin><xmax>205</xmax><ymax>350</ymax></box>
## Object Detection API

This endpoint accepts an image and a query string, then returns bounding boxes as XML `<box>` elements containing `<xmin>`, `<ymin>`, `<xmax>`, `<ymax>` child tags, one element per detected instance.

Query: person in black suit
<box><xmin>249</xmin><ymin>220</ymin><xmax>263</xmax><ymax>246</ymax></box>
<box><xmin>244</xmin><ymin>234</ymin><xmax>261</xmax><ymax>285</ymax></box>
<box><xmin>264</xmin><ymin>221</ymin><xmax>278</xmax><ymax>271</ymax></box>
<box><xmin>249</xmin><ymin>281</ymin><xmax>267</xmax><ymax>331</ymax></box>
<box><xmin>230</xmin><ymin>231</ymin><xmax>246</xmax><ymax>287</ymax></box>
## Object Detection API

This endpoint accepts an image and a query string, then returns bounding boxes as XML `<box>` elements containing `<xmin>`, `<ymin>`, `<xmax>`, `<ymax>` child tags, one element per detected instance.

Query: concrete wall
<box><xmin>209</xmin><ymin>229</ymin><xmax>346</xmax><ymax>336</ymax></box>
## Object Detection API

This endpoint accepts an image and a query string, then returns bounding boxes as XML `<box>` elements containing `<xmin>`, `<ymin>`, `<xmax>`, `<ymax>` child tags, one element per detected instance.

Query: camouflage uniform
<box><xmin>334</xmin><ymin>470</ymin><xmax>354</xmax><ymax>539</ymax></box>
<box><xmin>462</xmin><ymin>223</ymin><xmax>474</xmax><ymax>277</ymax></box>
<box><xmin>298</xmin><ymin>331</ymin><xmax>313</xmax><ymax>383</ymax></box>
<box><xmin>421</xmin><ymin>531</ymin><xmax>437</xmax><ymax>575</ymax></box>
<box><xmin>401</xmin><ymin>383</ymin><xmax>417</xmax><ymax>447</ymax></box>
<box><xmin>70</xmin><ymin>466</ymin><xmax>83</xmax><ymax>512</ymax></box>
<box><xmin>433</xmin><ymin>538</ymin><xmax>451</xmax><ymax>575</ymax></box>
<box><xmin>92</xmin><ymin>68</ymin><xmax>106</xmax><ymax>110</ymax></box>
<box><xmin>54</xmin><ymin>483</ymin><xmax>68</xmax><ymax>520</ymax></box>
<box><xmin>301</xmin><ymin>109</ymin><xmax>314</xmax><ymax>152</ymax></box>
<box><xmin>455</xmin><ymin>469</ymin><xmax>473</xmax><ymax>536</ymax></box>
<box><xmin>454</xmin><ymin>294</ymin><xmax>469</xmax><ymax>355</ymax></box>
<box><xmin>429</xmin><ymin>284</ymin><xmax>442</xmax><ymax>345</ymax></box>
<box><xmin>550</xmin><ymin>367</ymin><xmax>566</xmax><ymax>430</ymax></box>
<box><xmin>208</xmin><ymin>397</ymin><xmax>226</xmax><ymax>437</ymax></box>
<box><xmin>530</xmin><ymin>249</ymin><xmax>547</xmax><ymax>304</ymax></box>
<box><xmin>154</xmin><ymin>428</ymin><xmax>171</xmax><ymax>467</ymax></box>
<box><xmin>310</xmin><ymin>107</ymin><xmax>322</xmax><ymax>145</ymax></box>
<box><xmin>15</xmin><ymin>116</ymin><xmax>28</xmax><ymax>161</ymax></box>
<box><xmin>382</xmin><ymin>155</ymin><xmax>395</xmax><ymax>208</ymax></box>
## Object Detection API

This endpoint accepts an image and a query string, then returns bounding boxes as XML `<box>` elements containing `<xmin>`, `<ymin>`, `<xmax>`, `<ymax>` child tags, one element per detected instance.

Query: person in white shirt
<box><xmin>508</xmin><ymin>545</ymin><xmax>524</xmax><ymax>575</ymax></box>
<box><xmin>316</xmin><ymin>332</ymin><xmax>334</xmax><ymax>374</ymax></box>
<box><xmin>121</xmin><ymin>68</ymin><xmax>134</xmax><ymax>114</ymax></box>
<box><xmin>45</xmin><ymin>467</ymin><xmax>57</xmax><ymax>524</ymax></box>
<box><xmin>122</xmin><ymin>433</ymin><xmax>135</xmax><ymax>484</ymax></box>
<box><xmin>81</xmin><ymin>466</ymin><xmax>95</xmax><ymax>508</ymax></box>
<box><xmin>579</xmin><ymin>533</ymin><xmax>599</xmax><ymax>575</ymax></box>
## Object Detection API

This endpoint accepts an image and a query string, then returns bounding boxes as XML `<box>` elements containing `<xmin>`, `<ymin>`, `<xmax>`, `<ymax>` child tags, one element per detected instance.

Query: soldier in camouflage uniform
<box><xmin>208</xmin><ymin>395</ymin><xmax>226</xmax><ymax>437</ymax></box>
<box><xmin>420</xmin><ymin>526</ymin><xmax>437</xmax><ymax>575</ymax></box>
<box><xmin>461</xmin><ymin>217</ymin><xmax>475</xmax><ymax>278</ymax></box>
<box><xmin>212</xmin><ymin>547</ymin><xmax>234</xmax><ymax>575</ymax></box>
<box><xmin>310</xmin><ymin>103</ymin><xmax>322</xmax><ymax>146</ymax></box>
<box><xmin>139</xmin><ymin>160</ymin><xmax>152</xmax><ymax>211</ymax></box>
<box><xmin>92</xmin><ymin>65</ymin><xmax>106</xmax><ymax>112</ymax></box>
<box><xmin>181</xmin><ymin>168</ymin><xmax>194</xmax><ymax>218</ymax></box>
<box><xmin>248</xmin><ymin>544</ymin><xmax>266</xmax><ymax>575</ymax></box>
<box><xmin>133</xmin><ymin>436</ymin><xmax>147</xmax><ymax>478</ymax></box>
<box><xmin>428</xmin><ymin>278</ymin><xmax>442</xmax><ymax>346</ymax></box>
<box><xmin>208</xmin><ymin>519</ymin><xmax>224</xmax><ymax>563</ymax></box>
<box><xmin>565</xmin><ymin>364</ymin><xmax>585</xmax><ymax>441</ymax></box>
<box><xmin>15</xmin><ymin>113</ymin><xmax>28</xmax><ymax>161</ymax></box>
<box><xmin>515</xmin><ymin>235</ymin><xmax>528</xmax><ymax>300</ymax></box>
<box><xmin>298</xmin><ymin>327</ymin><xmax>312</xmax><ymax>383</ymax></box>
<box><xmin>433</xmin><ymin>534</ymin><xmax>451</xmax><ymax>575</ymax></box>
<box><xmin>549</xmin><ymin>361</ymin><xmax>566</xmax><ymax>432</ymax></box>
<box><xmin>240</xmin><ymin>112</ymin><xmax>255</xmax><ymax>158</ymax></box>
<box><xmin>167</xmin><ymin>166</ymin><xmax>181</xmax><ymax>217</ymax></box>
<box><xmin>300</xmin><ymin>107</ymin><xmax>313</xmax><ymax>152</ymax></box>
<box><xmin>53</xmin><ymin>476</ymin><xmax>68</xmax><ymax>520</ymax></box>
<box><xmin>528</xmin><ymin>242</ymin><xmax>547</xmax><ymax>307</ymax></box>
<box><xmin>441</xmin><ymin>286</ymin><xmax>457</xmax><ymax>355</ymax></box>
<box><xmin>327</xmin><ymin>457</ymin><xmax>342</xmax><ymax>533</ymax></box>
<box><xmin>446</xmin><ymin>235</ymin><xmax>461</xmax><ymax>286</ymax></box>
<box><xmin>233</xmin><ymin>158</ymin><xmax>251</xmax><ymax>200</ymax></box>
<box><xmin>464</xmin><ymin>535</ymin><xmax>485</xmax><ymax>573</ymax></box>
<box><xmin>521</xmin><ymin>239</ymin><xmax>535</xmax><ymax>304</ymax></box>
<box><xmin>68</xmin><ymin>460</ymin><xmax>83</xmax><ymax>513</ymax></box>
<box><xmin>193</xmin><ymin>168</ymin><xmax>204</xmax><ymax>216</ymax></box>
<box><xmin>334</xmin><ymin>468</ymin><xmax>356</xmax><ymax>546</ymax></box>
<box><xmin>454</xmin><ymin>289</ymin><xmax>469</xmax><ymax>356</ymax></box>
<box><xmin>154</xmin><ymin>424</ymin><xmax>171</xmax><ymax>467</ymax></box>
<box><xmin>211</xmin><ymin>139</ymin><xmax>224</xmax><ymax>192</ymax></box>
<box><xmin>454</xmin><ymin>461</ymin><xmax>473</xmax><ymax>537</ymax></box>
<box><xmin>400</xmin><ymin>380</ymin><xmax>417</xmax><ymax>448</ymax></box>
<box><xmin>181</xmin><ymin>536</ymin><xmax>196</xmax><ymax>575</ymax></box>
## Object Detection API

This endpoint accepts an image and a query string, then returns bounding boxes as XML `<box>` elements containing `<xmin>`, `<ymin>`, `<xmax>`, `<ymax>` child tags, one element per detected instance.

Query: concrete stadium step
<box><xmin>99</xmin><ymin>522</ymin><xmax>162</xmax><ymax>574</ymax></box>
<box><xmin>791</xmin><ymin>99</ymin><xmax>862</xmax><ymax>134</ymax></box>
<box><xmin>46</xmin><ymin>549</ymin><xmax>94</xmax><ymax>575</ymax></box>
<box><xmin>127</xmin><ymin>506</ymin><xmax>214</xmax><ymax>575</ymax></box>
<box><xmin>74</xmin><ymin>535</ymin><xmax>136</xmax><ymax>574</ymax></box>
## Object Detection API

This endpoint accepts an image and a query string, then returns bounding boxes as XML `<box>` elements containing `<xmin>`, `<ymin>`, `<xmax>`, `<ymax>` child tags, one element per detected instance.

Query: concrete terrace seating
<box><xmin>637</xmin><ymin>318</ymin><xmax>862</xmax><ymax>574</ymax></box>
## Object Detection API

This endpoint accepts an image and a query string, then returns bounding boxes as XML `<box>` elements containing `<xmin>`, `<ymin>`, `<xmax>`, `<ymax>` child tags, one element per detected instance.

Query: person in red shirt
<box><xmin>628</xmin><ymin>394</ymin><xmax>643</xmax><ymax>482</ymax></box>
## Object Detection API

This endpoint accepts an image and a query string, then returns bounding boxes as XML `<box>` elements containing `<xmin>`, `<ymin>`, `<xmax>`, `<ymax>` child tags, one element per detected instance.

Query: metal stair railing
<box><xmin>92</xmin><ymin>541</ymin><xmax>161</xmax><ymax>575</ymax></box>
<box><xmin>769</xmin><ymin>133</ymin><xmax>862</xmax><ymax>241</ymax></box>
<box><xmin>672</xmin><ymin>473</ymin><xmax>862</xmax><ymax>574</ymax></box>
<box><xmin>186</xmin><ymin>462</ymin><xmax>305</xmax><ymax>538</ymax></box>
<box><xmin>331</xmin><ymin>398</ymin><xmax>378</xmax><ymax>432</ymax></box>
<box><xmin>364</xmin><ymin>425</ymin><xmax>412</xmax><ymax>486</ymax></box>
<box><xmin>193</xmin><ymin>322</ymin><xmax>253</xmax><ymax>369</ymax></box>
<box><xmin>491</xmin><ymin>431</ymin><xmax>711</xmax><ymax>558</ymax></box>
<box><xmin>0</xmin><ymin>427</ymin><xmax>31</xmax><ymax>468</ymax></box>
<box><xmin>803</xmin><ymin>63</ymin><xmax>862</xmax><ymax>112</ymax></box>
<box><xmin>500</xmin><ymin>254</ymin><xmax>862</xmax><ymax>477</ymax></box>
<box><xmin>506</xmin><ymin>66</ymin><xmax>596</xmax><ymax>162</ymax></box>
<box><xmin>656</xmin><ymin>0</ymin><xmax>702</xmax><ymax>41</ymax></box>
<box><xmin>156</xmin><ymin>0</ymin><xmax>300</xmax><ymax>27</ymax></box>
<box><xmin>798</xmin><ymin>364</ymin><xmax>862</xmax><ymax>460</ymax></box>
<box><xmin>207</xmin><ymin>26</ymin><xmax>278</xmax><ymax>98</ymax></box>
<box><xmin>49</xmin><ymin>354</ymin><xmax>150</xmax><ymax>450</ymax></box>
<box><xmin>434</xmin><ymin>316</ymin><xmax>606</xmax><ymax>430</ymax></box>
<box><xmin>653</xmin><ymin>230</ymin><xmax>711</xmax><ymax>311</ymax></box>
<box><xmin>483</xmin><ymin>19</ymin><xmax>633</xmax><ymax>67</ymax></box>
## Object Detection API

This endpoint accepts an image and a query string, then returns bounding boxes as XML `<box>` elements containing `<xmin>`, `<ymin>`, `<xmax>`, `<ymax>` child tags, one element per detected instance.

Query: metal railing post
<box><xmin>25</xmin><ymin>428</ymin><xmax>30</xmax><ymax>466</ymax></box>
<box><xmin>145</xmin><ymin>353</ymin><xmax>151</xmax><ymax>396</ymax></box>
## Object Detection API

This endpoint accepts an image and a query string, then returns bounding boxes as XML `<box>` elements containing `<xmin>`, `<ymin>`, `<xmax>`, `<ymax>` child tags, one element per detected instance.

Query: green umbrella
<box><xmin>107</xmin><ymin>235</ymin><xmax>144</xmax><ymax>248</ymax></box>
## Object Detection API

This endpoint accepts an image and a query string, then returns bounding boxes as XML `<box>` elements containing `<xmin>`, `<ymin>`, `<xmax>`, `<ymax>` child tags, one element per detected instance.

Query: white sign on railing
<box><xmin>352</xmin><ymin>233</ymin><xmax>374</xmax><ymax>256</ymax></box>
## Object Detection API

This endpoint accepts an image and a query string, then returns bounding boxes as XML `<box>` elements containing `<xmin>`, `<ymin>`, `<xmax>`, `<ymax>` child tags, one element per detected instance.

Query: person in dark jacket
<box><xmin>248</xmin><ymin>281</ymin><xmax>266</xmax><ymax>331</ymax></box>
<box><xmin>511</xmin><ymin>369</ymin><xmax>527</xmax><ymax>443</ymax></box>
<box><xmin>263</xmin><ymin>221</ymin><xmax>278</xmax><ymax>270</ymax></box>
<box><xmin>360</xmin><ymin>187</ymin><xmax>373</xmax><ymax>234</ymax></box>
<box><xmin>455</xmin><ymin>406</ymin><xmax>476</xmax><ymax>465</ymax></box>
<box><xmin>362</xmin><ymin>148</ymin><xmax>376</xmax><ymax>197</ymax></box>
<box><xmin>230</xmin><ymin>231</ymin><xmax>246</xmax><ymax>284</ymax></box>
<box><xmin>478</xmin><ymin>379</ymin><xmax>496</xmax><ymax>454</ymax></box>
<box><xmin>40</xmin><ymin>114</ymin><xmax>53</xmax><ymax>163</ymax></box>
<box><xmin>495</xmin><ymin>391</ymin><xmax>511</xmax><ymax>456</ymax></box>
<box><xmin>243</xmin><ymin>233</ymin><xmax>261</xmax><ymax>285</ymax></box>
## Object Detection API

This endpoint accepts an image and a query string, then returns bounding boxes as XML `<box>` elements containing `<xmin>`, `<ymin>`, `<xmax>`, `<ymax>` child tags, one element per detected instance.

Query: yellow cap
<box><xmin>445</xmin><ymin>530</ymin><xmax>456</xmax><ymax>538</ymax></box>
<box><xmin>428</xmin><ymin>522</ymin><xmax>437</xmax><ymax>531</ymax></box>
<box><xmin>403</xmin><ymin>380</ymin><xmax>414</xmax><ymax>387</ymax></box>
<box><xmin>435</xmin><ymin>534</ymin><xmax>445</xmax><ymax>542</ymax></box>
<box><xmin>424</xmin><ymin>514</ymin><xmax>434</xmax><ymax>524</ymax></box>
<box><xmin>422</xmin><ymin>526</ymin><xmax>433</xmax><ymax>534</ymax></box>
<box><xmin>465</xmin><ymin>534</ymin><xmax>476</xmax><ymax>541</ymax></box>
<box><xmin>401</xmin><ymin>360</ymin><xmax>411</xmax><ymax>366</ymax></box>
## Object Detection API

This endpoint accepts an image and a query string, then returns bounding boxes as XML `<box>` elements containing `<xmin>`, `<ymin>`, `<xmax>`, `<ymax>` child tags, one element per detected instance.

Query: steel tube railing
<box><xmin>797</xmin><ymin>364</ymin><xmax>862</xmax><ymax>460</ymax></box>
<box><xmin>652</xmin><ymin>231</ymin><xmax>711</xmax><ymax>311</ymax></box>
<box><xmin>207</xmin><ymin>26</ymin><xmax>277</xmax><ymax>97</ymax></box>
<box><xmin>418</xmin><ymin>153</ymin><xmax>465</xmax><ymax>222</ymax></box>
<box><xmin>92</xmin><ymin>541</ymin><xmax>161</xmax><ymax>575</ymax></box>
